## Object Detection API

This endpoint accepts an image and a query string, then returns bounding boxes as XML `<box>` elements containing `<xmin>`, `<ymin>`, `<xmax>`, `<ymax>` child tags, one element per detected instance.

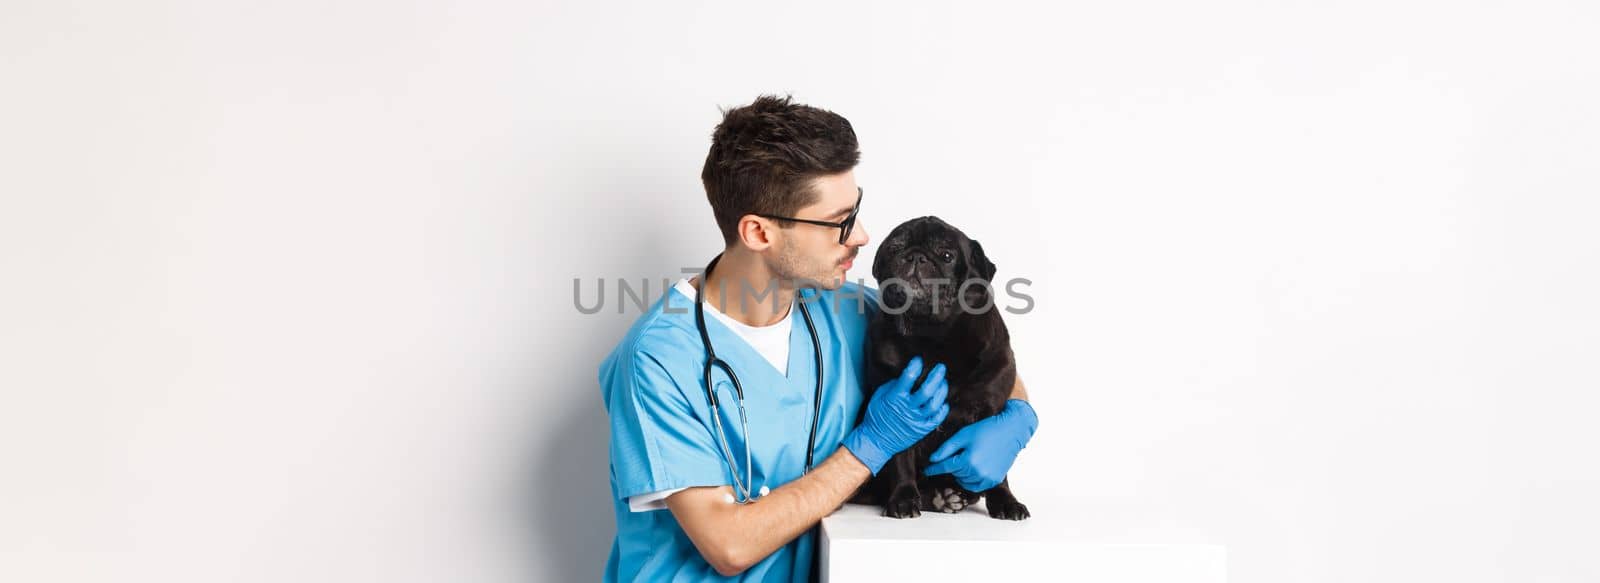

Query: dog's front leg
<box><xmin>879</xmin><ymin>449</ymin><xmax>922</xmax><ymax>518</ymax></box>
<box><xmin>983</xmin><ymin>478</ymin><xmax>1030</xmax><ymax>521</ymax></box>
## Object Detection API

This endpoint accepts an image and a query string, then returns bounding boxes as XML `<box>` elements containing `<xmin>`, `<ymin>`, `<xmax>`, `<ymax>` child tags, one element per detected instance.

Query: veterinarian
<box><xmin>598</xmin><ymin>94</ymin><xmax>1040</xmax><ymax>582</ymax></box>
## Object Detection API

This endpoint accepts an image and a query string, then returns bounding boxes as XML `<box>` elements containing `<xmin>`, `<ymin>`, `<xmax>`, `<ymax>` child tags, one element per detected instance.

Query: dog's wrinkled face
<box><xmin>871</xmin><ymin>216</ymin><xmax>997</xmax><ymax>322</ymax></box>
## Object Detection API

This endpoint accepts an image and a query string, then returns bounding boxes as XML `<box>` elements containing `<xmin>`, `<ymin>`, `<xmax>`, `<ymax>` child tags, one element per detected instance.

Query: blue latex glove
<box><xmin>923</xmin><ymin>399</ymin><xmax>1038</xmax><ymax>491</ymax></box>
<box><xmin>842</xmin><ymin>357</ymin><xmax>950</xmax><ymax>475</ymax></box>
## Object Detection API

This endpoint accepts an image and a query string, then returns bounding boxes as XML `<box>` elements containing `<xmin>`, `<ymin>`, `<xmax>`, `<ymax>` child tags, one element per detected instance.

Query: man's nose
<box><xmin>850</xmin><ymin>222</ymin><xmax>869</xmax><ymax>247</ymax></box>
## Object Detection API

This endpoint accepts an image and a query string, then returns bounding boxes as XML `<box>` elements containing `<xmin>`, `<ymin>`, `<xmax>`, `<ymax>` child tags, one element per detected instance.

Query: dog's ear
<box><xmin>871</xmin><ymin>241</ymin><xmax>893</xmax><ymax>283</ymax></box>
<box><xmin>965</xmin><ymin>238</ymin><xmax>997</xmax><ymax>281</ymax></box>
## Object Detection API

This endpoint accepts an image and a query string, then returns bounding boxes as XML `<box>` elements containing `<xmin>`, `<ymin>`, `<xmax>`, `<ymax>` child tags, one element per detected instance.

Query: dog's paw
<box><xmin>926</xmin><ymin>487</ymin><xmax>968</xmax><ymax>513</ymax></box>
<box><xmin>987</xmin><ymin>498</ymin><xmax>1030</xmax><ymax>521</ymax></box>
<box><xmin>884</xmin><ymin>495</ymin><xmax>922</xmax><ymax>519</ymax></box>
<box><xmin>958</xmin><ymin>489</ymin><xmax>981</xmax><ymax>506</ymax></box>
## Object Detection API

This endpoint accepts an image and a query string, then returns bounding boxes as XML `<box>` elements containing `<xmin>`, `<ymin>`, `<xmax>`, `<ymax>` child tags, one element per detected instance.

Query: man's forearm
<box><xmin>671</xmin><ymin>357</ymin><xmax>952</xmax><ymax>575</ymax></box>
<box><xmin>1010</xmin><ymin>372</ymin><xmax>1029</xmax><ymax>401</ymax></box>
<box><xmin>723</xmin><ymin>447</ymin><xmax>871</xmax><ymax>571</ymax></box>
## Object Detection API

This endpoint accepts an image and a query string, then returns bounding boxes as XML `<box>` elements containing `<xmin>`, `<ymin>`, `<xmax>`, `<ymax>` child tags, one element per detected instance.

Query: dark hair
<box><xmin>700</xmin><ymin>94</ymin><xmax>860</xmax><ymax>246</ymax></box>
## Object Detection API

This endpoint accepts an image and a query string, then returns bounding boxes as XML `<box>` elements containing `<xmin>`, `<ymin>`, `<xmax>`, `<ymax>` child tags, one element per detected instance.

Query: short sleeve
<box><xmin>627</xmin><ymin>487</ymin><xmax>688</xmax><ymax>512</ymax></box>
<box><xmin>606</xmin><ymin>347</ymin><xmax>730</xmax><ymax>502</ymax></box>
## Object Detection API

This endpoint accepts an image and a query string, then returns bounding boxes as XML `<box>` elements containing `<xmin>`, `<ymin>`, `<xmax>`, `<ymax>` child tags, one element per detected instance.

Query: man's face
<box><xmin>769</xmin><ymin>171</ymin><xmax>870</xmax><ymax>290</ymax></box>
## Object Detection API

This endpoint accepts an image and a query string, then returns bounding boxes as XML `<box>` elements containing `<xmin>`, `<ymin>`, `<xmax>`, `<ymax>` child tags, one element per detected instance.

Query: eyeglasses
<box><xmin>756</xmin><ymin>186</ymin><xmax>863</xmax><ymax>245</ymax></box>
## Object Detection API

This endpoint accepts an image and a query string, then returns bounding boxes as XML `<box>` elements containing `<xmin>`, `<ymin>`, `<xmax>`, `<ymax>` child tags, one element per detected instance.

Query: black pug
<box><xmin>850</xmin><ymin>216</ymin><xmax>1030</xmax><ymax>520</ymax></box>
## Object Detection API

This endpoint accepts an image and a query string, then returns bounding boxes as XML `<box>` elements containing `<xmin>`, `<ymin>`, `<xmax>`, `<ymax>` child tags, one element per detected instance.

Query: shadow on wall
<box><xmin>515</xmin><ymin>167</ymin><xmax>698</xmax><ymax>581</ymax></box>
<box><xmin>524</xmin><ymin>386</ymin><xmax>614</xmax><ymax>581</ymax></box>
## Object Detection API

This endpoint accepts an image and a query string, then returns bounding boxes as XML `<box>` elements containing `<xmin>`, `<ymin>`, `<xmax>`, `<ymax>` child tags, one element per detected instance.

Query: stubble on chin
<box><xmin>771</xmin><ymin>242</ymin><xmax>838</xmax><ymax>292</ymax></box>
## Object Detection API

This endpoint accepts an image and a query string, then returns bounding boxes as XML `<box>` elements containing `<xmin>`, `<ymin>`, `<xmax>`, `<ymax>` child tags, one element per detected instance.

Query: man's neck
<box><xmin>695</xmin><ymin>248</ymin><xmax>796</xmax><ymax>328</ymax></box>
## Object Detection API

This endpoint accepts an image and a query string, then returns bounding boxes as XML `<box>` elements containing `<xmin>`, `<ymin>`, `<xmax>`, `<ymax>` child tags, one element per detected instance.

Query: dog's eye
<box><xmin>939</xmin><ymin>250</ymin><xmax>955</xmax><ymax>262</ymax></box>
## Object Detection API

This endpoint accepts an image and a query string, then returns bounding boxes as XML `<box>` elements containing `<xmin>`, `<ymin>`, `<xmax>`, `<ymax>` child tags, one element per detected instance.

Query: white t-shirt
<box><xmin>626</xmin><ymin>278</ymin><xmax>794</xmax><ymax>512</ymax></box>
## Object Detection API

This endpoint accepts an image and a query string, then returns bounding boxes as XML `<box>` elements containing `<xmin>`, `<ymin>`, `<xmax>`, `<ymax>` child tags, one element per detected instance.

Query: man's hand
<box><xmin>841</xmin><ymin>356</ymin><xmax>951</xmax><ymax>475</ymax></box>
<box><xmin>923</xmin><ymin>399</ymin><xmax>1038</xmax><ymax>492</ymax></box>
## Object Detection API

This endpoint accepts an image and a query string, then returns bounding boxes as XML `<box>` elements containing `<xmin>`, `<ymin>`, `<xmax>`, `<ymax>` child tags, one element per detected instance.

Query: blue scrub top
<box><xmin>599</xmin><ymin>280</ymin><xmax>880</xmax><ymax>582</ymax></box>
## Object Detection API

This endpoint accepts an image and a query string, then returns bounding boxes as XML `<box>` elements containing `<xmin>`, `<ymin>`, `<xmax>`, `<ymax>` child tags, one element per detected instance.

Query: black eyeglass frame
<box><xmin>754</xmin><ymin>186</ymin><xmax>864</xmax><ymax>245</ymax></box>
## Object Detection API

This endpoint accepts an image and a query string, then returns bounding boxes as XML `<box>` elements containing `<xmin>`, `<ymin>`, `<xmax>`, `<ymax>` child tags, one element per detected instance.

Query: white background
<box><xmin>3</xmin><ymin>1</ymin><xmax>1597</xmax><ymax>581</ymax></box>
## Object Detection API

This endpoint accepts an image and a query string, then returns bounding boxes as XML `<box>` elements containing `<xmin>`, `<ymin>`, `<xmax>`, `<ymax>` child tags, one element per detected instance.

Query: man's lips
<box><xmin>841</xmin><ymin>253</ymin><xmax>856</xmax><ymax>269</ymax></box>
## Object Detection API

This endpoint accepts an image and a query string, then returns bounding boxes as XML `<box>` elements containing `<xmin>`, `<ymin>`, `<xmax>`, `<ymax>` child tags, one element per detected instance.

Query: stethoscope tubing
<box><xmin>694</xmin><ymin>253</ymin><xmax>824</xmax><ymax>504</ymax></box>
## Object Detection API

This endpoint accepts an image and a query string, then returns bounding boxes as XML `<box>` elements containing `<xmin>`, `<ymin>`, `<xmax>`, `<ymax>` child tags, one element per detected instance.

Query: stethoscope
<box><xmin>694</xmin><ymin>252</ymin><xmax>825</xmax><ymax>504</ymax></box>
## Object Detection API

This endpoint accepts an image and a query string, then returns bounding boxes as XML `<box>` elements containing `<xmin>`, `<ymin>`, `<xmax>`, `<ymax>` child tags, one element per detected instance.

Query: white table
<box><xmin>818</xmin><ymin>501</ymin><xmax>1227</xmax><ymax>582</ymax></box>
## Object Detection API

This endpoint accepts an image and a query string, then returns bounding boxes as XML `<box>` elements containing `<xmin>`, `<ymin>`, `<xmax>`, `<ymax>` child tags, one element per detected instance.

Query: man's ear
<box><xmin>736</xmin><ymin>214</ymin><xmax>776</xmax><ymax>251</ymax></box>
<box><xmin>965</xmin><ymin>238</ymin><xmax>997</xmax><ymax>281</ymax></box>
